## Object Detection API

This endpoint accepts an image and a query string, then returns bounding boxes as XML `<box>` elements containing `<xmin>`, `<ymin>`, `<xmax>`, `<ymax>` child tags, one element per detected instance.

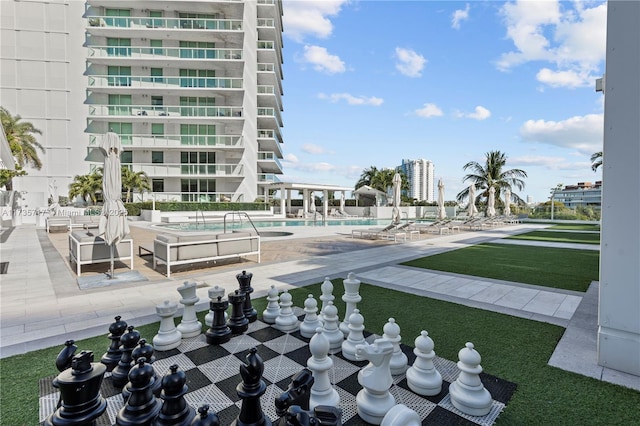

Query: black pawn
<box><xmin>227</xmin><ymin>290</ymin><xmax>249</xmax><ymax>334</ymax></box>
<box><xmin>101</xmin><ymin>315</ymin><xmax>128</xmax><ymax>372</ymax></box>
<box><xmin>53</xmin><ymin>340</ymin><xmax>78</xmax><ymax>409</ymax></box>
<box><xmin>237</xmin><ymin>270</ymin><xmax>257</xmax><ymax>322</ymax></box>
<box><xmin>116</xmin><ymin>357</ymin><xmax>161</xmax><ymax>426</ymax></box>
<box><xmin>123</xmin><ymin>339</ymin><xmax>162</xmax><ymax>400</ymax></box>
<box><xmin>111</xmin><ymin>325</ymin><xmax>140</xmax><ymax>389</ymax></box>
<box><xmin>44</xmin><ymin>351</ymin><xmax>107</xmax><ymax>426</ymax></box>
<box><xmin>206</xmin><ymin>297</ymin><xmax>231</xmax><ymax>345</ymax></box>
<box><xmin>232</xmin><ymin>347</ymin><xmax>271</xmax><ymax>426</ymax></box>
<box><xmin>153</xmin><ymin>364</ymin><xmax>196</xmax><ymax>426</ymax></box>
<box><xmin>190</xmin><ymin>405</ymin><xmax>220</xmax><ymax>426</ymax></box>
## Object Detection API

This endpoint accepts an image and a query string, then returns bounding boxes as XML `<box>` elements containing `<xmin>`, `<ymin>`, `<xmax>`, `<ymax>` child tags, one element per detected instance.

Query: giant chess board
<box><xmin>39</xmin><ymin>309</ymin><xmax>517</xmax><ymax>426</ymax></box>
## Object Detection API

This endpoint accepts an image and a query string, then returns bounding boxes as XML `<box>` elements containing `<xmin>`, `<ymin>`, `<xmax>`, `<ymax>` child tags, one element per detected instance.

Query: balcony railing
<box><xmin>88</xmin><ymin>46</ymin><xmax>243</xmax><ymax>60</ymax></box>
<box><xmin>89</xmin><ymin>134</ymin><xmax>243</xmax><ymax>148</ymax></box>
<box><xmin>88</xmin><ymin>75</ymin><xmax>243</xmax><ymax>89</ymax></box>
<box><xmin>257</xmin><ymin>63</ymin><xmax>275</xmax><ymax>72</ymax></box>
<box><xmin>257</xmin><ymin>85</ymin><xmax>275</xmax><ymax>94</ymax></box>
<box><xmin>122</xmin><ymin>163</ymin><xmax>243</xmax><ymax>177</ymax></box>
<box><xmin>258</xmin><ymin>173</ymin><xmax>281</xmax><ymax>183</ymax></box>
<box><xmin>87</xmin><ymin>16</ymin><xmax>243</xmax><ymax>31</ymax></box>
<box><xmin>89</xmin><ymin>105</ymin><xmax>243</xmax><ymax>118</ymax></box>
<box><xmin>257</xmin><ymin>41</ymin><xmax>274</xmax><ymax>49</ymax></box>
<box><xmin>258</xmin><ymin>151</ymin><xmax>282</xmax><ymax>169</ymax></box>
<box><xmin>141</xmin><ymin>192</ymin><xmax>237</xmax><ymax>203</ymax></box>
<box><xmin>257</xmin><ymin>18</ymin><xmax>275</xmax><ymax>27</ymax></box>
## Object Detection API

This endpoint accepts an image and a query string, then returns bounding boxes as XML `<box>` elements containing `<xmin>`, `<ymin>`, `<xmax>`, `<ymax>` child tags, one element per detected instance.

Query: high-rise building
<box><xmin>1</xmin><ymin>0</ymin><xmax>285</xmax><ymax>204</ymax></box>
<box><xmin>399</xmin><ymin>158</ymin><xmax>434</xmax><ymax>202</ymax></box>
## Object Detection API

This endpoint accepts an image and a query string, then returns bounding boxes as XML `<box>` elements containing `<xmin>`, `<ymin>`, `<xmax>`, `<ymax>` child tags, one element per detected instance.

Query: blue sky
<box><xmin>277</xmin><ymin>0</ymin><xmax>606</xmax><ymax>203</ymax></box>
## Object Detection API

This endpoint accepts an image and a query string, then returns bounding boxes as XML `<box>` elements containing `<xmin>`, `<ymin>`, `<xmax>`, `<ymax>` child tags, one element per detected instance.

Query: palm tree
<box><xmin>456</xmin><ymin>151</ymin><xmax>528</xmax><ymax>210</ymax></box>
<box><xmin>0</xmin><ymin>107</ymin><xmax>44</xmax><ymax>190</ymax></box>
<box><xmin>591</xmin><ymin>151</ymin><xmax>603</xmax><ymax>172</ymax></box>
<box><xmin>68</xmin><ymin>171</ymin><xmax>102</xmax><ymax>205</ymax></box>
<box><xmin>121</xmin><ymin>167</ymin><xmax>150</xmax><ymax>202</ymax></box>
<box><xmin>355</xmin><ymin>166</ymin><xmax>380</xmax><ymax>190</ymax></box>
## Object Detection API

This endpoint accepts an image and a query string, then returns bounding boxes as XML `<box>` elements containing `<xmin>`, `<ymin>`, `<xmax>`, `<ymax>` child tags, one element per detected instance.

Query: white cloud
<box><xmin>536</xmin><ymin>68</ymin><xmax>592</xmax><ymax>88</ymax></box>
<box><xmin>318</xmin><ymin>92</ymin><xmax>383</xmax><ymax>106</ymax></box>
<box><xmin>302</xmin><ymin>143</ymin><xmax>332</xmax><ymax>155</ymax></box>
<box><xmin>510</xmin><ymin>155</ymin><xmax>584</xmax><ymax>170</ymax></box>
<box><xmin>520</xmin><ymin>113</ymin><xmax>603</xmax><ymax>154</ymax></box>
<box><xmin>283</xmin><ymin>0</ymin><xmax>349</xmax><ymax>42</ymax></box>
<box><xmin>284</xmin><ymin>153</ymin><xmax>299</xmax><ymax>163</ymax></box>
<box><xmin>282</xmin><ymin>160</ymin><xmax>336</xmax><ymax>173</ymax></box>
<box><xmin>301</xmin><ymin>45</ymin><xmax>346</xmax><ymax>74</ymax></box>
<box><xmin>457</xmin><ymin>105</ymin><xmax>491</xmax><ymax>120</ymax></box>
<box><xmin>452</xmin><ymin>3</ymin><xmax>470</xmax><ymax>30</ymax></box>
<box><xmin>395</xmin><ymin>47</ymin><xmax>427</xmax><ymax>78</ymax></box>
<box><xmin>415</xmin><ymin>103</ymin><xmax>443</xmax><ymax>118</ymax></box>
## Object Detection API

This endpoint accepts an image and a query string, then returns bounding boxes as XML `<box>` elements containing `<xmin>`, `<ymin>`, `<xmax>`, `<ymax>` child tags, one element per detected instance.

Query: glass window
<box><xmin>150</xmin><ymin>68</ymin><xmax>163</xmax><ymax>83</ymax></box>
<box><xmin>108</xmin><ymin>94</ymin><xmax>132</xmax><ymax>116</ymax></box>
<box><xmin>105</xmin><ymin>9</ymin><xmax>130</xmax><ymax>27</ymax></box>
<box><xmin>150</xmin><ymin>39</ymin><xmax>162</xmax><ymax>56</ymax></box>
<box><xmin>151</xmin><ymin>123</ymin><xmax>164</xmax><ymax>136</ymax></box>
<box><xmin>107</xmin><ymin>66</ymin><xmax>131</xmax><ymax>86</ymax></box>
<box><xmin>121</xmin><ymin>150</ymin><xmax>133</xmax><ymax>163</ymax></box>
<box><xmin>151</xmin><ymin>151</ymin><xmax>164</xmax><ymax>164</ymax></box>
<box><xmin>149</xmin><ymin>10</ymin><xmax>163</xmax><ymax>28</ymax></box>
<box><xmin>152</xmin><ymin>179</ymin><xmax>164</xmax><ymax>192</ymax></box>
<box><xmin>106</xmin><ymin>38</ymin><xmax>131</xmax><ymax>56</ymax></box>
<box><xmin>107</xmin><ymin>122</ymin><xmax>132</xmax><ymax>144</ymax></box>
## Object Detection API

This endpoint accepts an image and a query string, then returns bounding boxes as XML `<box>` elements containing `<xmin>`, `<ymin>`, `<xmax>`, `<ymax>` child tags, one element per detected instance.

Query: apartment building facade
<box><xmin>400</xmin><ymin>158</ymin><xmax>434</xmax><ymax>202</ymax></box>
<box><xmin>556</xmin><ymin>181</ymin><xmax>602</xmax><ymax>209</ymax></box>
<box><xmin>1</xmin><ymin>0</ymin><xmax>285</xmax><ymax>204</ymax></box>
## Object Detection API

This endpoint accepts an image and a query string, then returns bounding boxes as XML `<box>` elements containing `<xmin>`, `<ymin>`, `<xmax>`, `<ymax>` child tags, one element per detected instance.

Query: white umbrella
<box><xmin>504</xmin><ymin>188</ymin><xmax>512</xmax><ymax>216</ymax></box>
<box><xmin>391</xmin><ymin>172</ymin><xmax>402</xmax><ymax>224</ymax></box>
<box><xmin>339</xmin><ymin>192</ymin><xmax>346</xmax><ymax>213</ymax></box>
<box><xmin>98</xmin><ymin>132</ymin><xmax>129</xmax><ymax>279</ymax></box>
<box><xmin>49</xmin><ymin>180</ymin><xmax>60</xmax><ymax>216</ymax></box>
<box><xmin>467</xmin><ymin>184</ymin><xmax>478</xmax><ymax>217</ymax></box>
<box><xmin>436</xmin><ymin>179</ymin><xmax>446</xmax><ymax>220</ymax></box>
<box><xmin>487</xmin><ymin>186</ymin><xmax>496</xmax><ymax>217</ymax></box>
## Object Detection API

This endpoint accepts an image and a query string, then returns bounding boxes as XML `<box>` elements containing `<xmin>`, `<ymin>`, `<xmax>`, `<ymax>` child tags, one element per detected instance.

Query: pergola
<box><xmin>268</xmin><ymin>182</ymin><xmax>353</xmax><ymax>217</ymax></box>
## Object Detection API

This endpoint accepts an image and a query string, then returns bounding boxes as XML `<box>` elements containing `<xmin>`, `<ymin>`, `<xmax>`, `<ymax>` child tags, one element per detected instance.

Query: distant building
<box><xmin>399</xmin><ymin>159</ymin><xmax>434</xmax><ymax>202</ymax></box>
<box><xmin>526</xmin><ymin>195</ymin><xmax>534</xmax><ymax>205</ymax></box>
<box><xmin>556</xmin><ymin>181</ymin><xmax>602</xmax><ymax>209</ymax></box>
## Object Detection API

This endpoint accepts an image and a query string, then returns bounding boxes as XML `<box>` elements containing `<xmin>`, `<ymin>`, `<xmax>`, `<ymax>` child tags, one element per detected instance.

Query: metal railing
<box><xmin>88</xmin><ymin>46</ymin><xmax>243</xmax><ymax>60</ymax></box>
<box><xmin>223</xmin><ymin>211</ymin><xmax>259</xmax><ymax>235</ymax></box>
<box><xmin>89</xmin><ymin>134</ymin><xmax>242</xmax><ymax>148</ymax></box>
<box><xmin>119</xmin><ymin>163</ymin><xmax>244</xmax><ymax>177</ymax></box>
<box><xmin>87</xmin><ymin>16</ymin><xmax>243</xmax><ymax>31</ymax></box>
<box><xmin>88</xmin><ymin>75</ymin><xmax>243</xmax><ymax>89</ymax></box>
<box><xmin>88</xmin><ymin>105</ymin><xmax>243</xmax><ymax>118</ymax></box>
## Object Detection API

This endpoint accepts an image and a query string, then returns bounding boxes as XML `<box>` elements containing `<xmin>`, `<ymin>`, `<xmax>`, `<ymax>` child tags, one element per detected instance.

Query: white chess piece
<box><xmin>300</xmin><ymin>294</ymin><xmax>323</xmax><ymax>338</ymax></box>
<box><xmin>339</xmin><ymin>272</ymin><xmax>361</xmax><ymax>337</ymax></box>
<box><xmin>307</xmin><ymin>327</ymin><xmax>340</xmax><ymax>410</ymax></box>
<box><xmin>262</xmin><ymin>285</ymin><xmax>280</xmax><ymax>324</ymax></box>
<box><xmin>355</xmin><ymin>338</ymin><xmax>395</xmax><ymax>425</ymax></box>
<box><xmin>341</xmin><ymin>309</ymin><xmax>365</xmax><ymax>361</ymax></box>
<box><xmin>449</xmin><ymin>342</ymin><xmax>493</xmax><ymax>416</ymax></box>
<box><xmin>319</xmin><ymin>277</ymin><xmax>334</xmax><ymax>322</ymax></box>
<box><xmin>275</xmin><ymin>290</ymin><xmax>299</xmax><ymax>332</ymax></box>
<box><xmin>176</xmin><ymin>281</ymin><xmax>202</xmax><ymax>338</ymax></box>
<box><xmin>382</xmin><ymin>318</ymin><xmax>408</xmax><ymax>375</ymax></box>
<box><xmin>406</xmin><ymin>330</ymin><xmax>442</xmax><ymax>396</ymax></box>
<box><xmin>381</xmin><ymin>404</ymin><xmax>421</xmax><ymax>426</ymax></box>
<box><xmin>152</xmin><ymin>300</ymin><xmax>182</xmax><ymax>351</ymax></box>
<box><xmin>321</xmin><ymin>301</ymin><xmax>344</xmax><ymax>351</ymax></box>
<box><xmin>205</xmin><ymin>285</ymin><xmax>226</xmax><ymax>327</ymax></box>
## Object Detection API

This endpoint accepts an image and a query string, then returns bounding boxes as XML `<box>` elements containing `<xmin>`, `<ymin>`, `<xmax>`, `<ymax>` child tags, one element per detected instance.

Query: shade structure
<box><xmin>436</xmin><ymin>179</ymin><xmax>446</xmax><ymax>220</ymax></box>
<box><xmin>391</xmin><ymin>172</ymin><xmax>402</xmax><ymax>224</ymax></box>
<box><xmin>98</xmin><ymin>132</ymin><xmax>130</xmax><ymax>278</ymax></box>
<box><xmin>339</xmin><ymin>192</ymin><xmax>346</xmax><ymax>213</ymax></box>
<box><xmin>49</xmin><ymin>180</ymin><xmax>60</xmax><ymax>216</ymax></box>
<box><xmin>467</xmin><ymin>184</ymin><xmax>478</xmax><ymax>217</ymax></box>
<box><xmin>504</xmin><ymin>188</ymin><xmax>512</xmax><ymax>216</ymax></box>
<box><xmin>487</xmin><ymin>186</ymin><xmax>496</xmax><ymax>217</ymax></box>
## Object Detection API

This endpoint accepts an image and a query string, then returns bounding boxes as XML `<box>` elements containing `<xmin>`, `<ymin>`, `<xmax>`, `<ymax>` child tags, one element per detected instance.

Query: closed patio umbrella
<box><xmin>309</xmin><ymin>191</ymin><xmax>316</xmax><ymax>214</ymax></box>
<box><xmin>487</xmin><ymin>186</ymin><xmax>496</xmax><ymax>217</ymax></box>
<box><xmin>504</xmin><ymin>188</ymin><xmax>511</xmax><ymax>216</ymax></box>
<box><xmin>436</xmin><ymin>179</ymin><xmax>446</xmax><ymax>221</ymax></box>
<box><xmin>49</xmin><ymin>180</ymin><xmax>60</xmax><ymax>216</ymax></box>
<box><xmin>391</xmin><ymin>172</ymin><xmax>402</xmax><ymax>224</ymax></box>
<box><xmin>339</xmin><ymin>192</ymin><xmax>346</xmax><ymax>214</ymax></box>
<box><xmin>467</xmin><ymin>184</ymin><xmax>478</xmax><ymax>217</ymax></box>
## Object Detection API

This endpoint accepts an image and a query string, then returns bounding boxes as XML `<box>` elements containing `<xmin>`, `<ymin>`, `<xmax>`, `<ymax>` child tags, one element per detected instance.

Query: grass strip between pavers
<box><xmin>549</xmin><ymin>224</ymin><xmax>601</xmax><ymax>231</ymax></box>
<box><xmin>506</xmin><ymin>230</ymin><xmax>601</xmax><ymax>245</ymax></box>
<box><xmin>401</xmin><ymin>243</ymin><xmax>599</xmax><ymax>292</ymax></box>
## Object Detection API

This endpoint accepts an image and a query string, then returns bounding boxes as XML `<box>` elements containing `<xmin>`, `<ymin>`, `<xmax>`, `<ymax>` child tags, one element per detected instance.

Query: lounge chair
<box><xmin>352</xmin><ymin>223</ymin><xmax>406</xmax><ymax>242</ymax></box>
<box><xmin>394</xmin><ymin>222</ymin><xmax>420</xmax><ymax>240</ymax></box>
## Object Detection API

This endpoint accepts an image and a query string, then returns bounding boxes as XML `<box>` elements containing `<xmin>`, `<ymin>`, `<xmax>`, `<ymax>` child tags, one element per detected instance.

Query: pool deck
<box><xmin>0</xmin><ymin>220</ymin><xmax>638</xmax><ymax>391</ymax></box>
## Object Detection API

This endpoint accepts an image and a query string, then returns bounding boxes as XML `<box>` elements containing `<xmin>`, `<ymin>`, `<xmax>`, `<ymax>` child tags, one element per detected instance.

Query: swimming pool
<box><xmin>161</xmin><ymin>218</ymin><xmax>392</xmax><ymax>232</ymax></box>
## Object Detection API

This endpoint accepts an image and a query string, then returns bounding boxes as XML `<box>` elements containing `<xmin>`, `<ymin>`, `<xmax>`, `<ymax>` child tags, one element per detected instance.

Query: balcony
<box><xmin>123</xmin><ymin>163</ymin><xmax>244</xmax><ymax>177</ymax></box>
<box><xmin>258</xmin><ymin>173</ymin><xmax>281</xmax><ymax>184</ymax></box>
<box><xmin>257</xmin><ymin>151</ymin><xmax>283</xmax><ymax>173</ymax></box>
<box><xmin>89</xmin><ymin>134</ymin><xmax>243</xmax><ymax>149</ymax></box>
<box><xmin>88</xmin><ymin>75</ymin><xmax>243</xmax><ymax>92</ymax></box>
<box><xmin>87</xmin><ymin>46</ymin><xmax>243</xmax><ymax>61</ymax></box>
<box><xmin>257</xmin><ymin>85</ymin><xmax>282</xmax><ymax>111</ymax></box>
<box><xmin>142</xmin><ymin>192</ymin><xmax>237</xmax><ymax>203</ymax></box>
<box><xmin>88</xmin><ymin>105</ymin><xmax>243</xmax><ymax>119</ymax></box>
<box><xmin>257</xmin><ymin>107</ymin><xmax>283</xmax><ymax>128</ymax></box>
<box><xmin>87</xmin><ymin>16</ymin><xmax>243</xmax><ymax>31</ymax></box>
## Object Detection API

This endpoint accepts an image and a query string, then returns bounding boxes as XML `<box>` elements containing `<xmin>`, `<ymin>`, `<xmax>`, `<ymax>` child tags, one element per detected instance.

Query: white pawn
<box><xmin>275</xmin><ymin>290</ymin><xmax>299</xmax><ymax>332</ymax></box>
<box><xmin>262</xmin><ymin>285</ymin><xmax>280</xmax><ymax>324</ymax></box>
<box><xmin>300</xmin><ymin>294</ymin><xmax>323</xmax><ymax>338</ymax></box>
<box><xmin>321</xmin><ymin>301</ymin><xmax>344</xmax><ymax>351</ymax></box>
<box><xmin>339</xmin><ymin>272</ymin><xmax>361</xmax><ymax>337</ymax></box>
<box><xmin>341</xmin><ymin>309</ymin><xmax>365</xmax><ymax>361</ymax></box>
<box><xmin>205</xmin><ymin>285</ymin><xmax>226</xmax><ymax>327</ymax></box>
<box><xmin>381</xmin><ymin>404</ymin><xmax>421</xmax><ymax>426</ymax></box>
<box><xmin>449</xmin><ymin>342</ymin><xmax>493</xmax><ymax>416</ymax></box>
<box><xmin>406</xmin><ymin>330</ymin><xmax>442</xmax><ymax>396</ymax></box>
<box><xmin>319</xmin><ymin>277</ymin><xmax>334</xmax><ymax>322</ymax></box>
<box><xmin>382</xmin><ymin>318</ymin><xmax>408</xmax><ymax>375</ymax></box>
<box><xmin>307</xmin><ymin>327</ymin><xmax>340</xmax><ymax>410</ymax></box>
<box><xmin>152</xmin><ymin>300</ymin><xmax>182</xmax><ymax>351</ymax></box>
<box><xmin>176</xmin><ymin>281</ymin><xmax>202</xmax><ymax>338</ymax></box>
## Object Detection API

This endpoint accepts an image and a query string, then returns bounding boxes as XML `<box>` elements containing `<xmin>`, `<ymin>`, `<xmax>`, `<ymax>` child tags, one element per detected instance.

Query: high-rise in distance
<box><xmin>1</xmin><ymin>0</ymin><xmax>285</xmax><ymax>204</ymax></box>
<box><xmin>399</xmin><ymin>158</ymin><xmax>434</xmax><ymax>202</ymax></box>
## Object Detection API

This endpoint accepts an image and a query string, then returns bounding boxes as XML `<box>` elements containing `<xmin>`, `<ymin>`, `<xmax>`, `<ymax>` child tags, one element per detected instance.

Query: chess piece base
<box><xmin>448</xmin><ymin>381</ymin><xmax>492</xmax><ymax>416</ymax></box>
<box><xmin>406</xmin><ymin>366</ymin><xmax>442</xmax><ymax>396</ymax></box>
<box><xmin>356</xmin><ymin>389</ymin><xmax>395</xmax><ymax>425</ymax></box>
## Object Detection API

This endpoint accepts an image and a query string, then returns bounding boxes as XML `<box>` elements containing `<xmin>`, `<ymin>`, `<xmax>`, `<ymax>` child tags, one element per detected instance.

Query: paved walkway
<box><xmin>1</xmin><ymin>221</ymin><xmax>637</xmax><ymax>391</ymax></box>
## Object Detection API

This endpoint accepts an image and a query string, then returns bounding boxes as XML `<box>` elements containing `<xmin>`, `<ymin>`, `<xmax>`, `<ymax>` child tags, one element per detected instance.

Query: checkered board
<box><xmin>40</xmin><ymin>309</ymin><xmax>517</xmax><ymax>426</ymax></box>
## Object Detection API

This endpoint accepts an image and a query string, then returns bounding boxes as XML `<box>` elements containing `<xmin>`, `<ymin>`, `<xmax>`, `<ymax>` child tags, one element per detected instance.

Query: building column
<box><xmin>287</xmin><ymin>189</ymin><xmax>291</xmax><ymax>216</ymax></box>
<box><xmin>279</xmin><ymin>184</ymin><xmax>285</xmax><ymax>218</ymax></box>
<box><xmin>302</xmin><ymin>189</ymin><xmax>308</xmax><ymax>213</ymax></box>
<box><xmin>323</xmin><ymin>190</ymin><xmax>328</xmax><ymax>218</ymax></box>
<box><xmin>597</xmin><ymin>0</ymin><xmax>640</xmax><ymax>376</ymax></box>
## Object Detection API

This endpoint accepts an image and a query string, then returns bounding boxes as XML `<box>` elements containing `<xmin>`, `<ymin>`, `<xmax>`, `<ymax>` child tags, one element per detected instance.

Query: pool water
<box><xmin>163</xmin><ymin>218</ymin><xmax>392</xmax><ymax>232</ymax></box>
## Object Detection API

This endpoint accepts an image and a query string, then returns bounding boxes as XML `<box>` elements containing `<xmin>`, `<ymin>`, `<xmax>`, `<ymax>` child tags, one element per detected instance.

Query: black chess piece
<box><xmin>123</xmin><ymin>339</ymin><xmax>162</xmax><ymax>400</ymax></box>
<box><xmin>101</xmin><ymin>315</ymin><xmax>128</xmax><ymax>372</ymax></box>
<box><xmin>190</xmin><ymin>405</ymin><xmax>220</xmax><ymax>426</ymax></box>
<box><xmin>236</xmin><ymin>270</ymin><xmax>257</xmax><ymax>322</ymax></box>
<box><xmin>44</xmin><ymin>350</ymin><xmax>107</xmax><ymax>426</ymax></box>
<box><xmin>152</xmin><ymin>364</ymin><xmax>195</xmax><ymax>426</ymax></box>
<box><xmin>232</xmin><ymin>347</ymin><xmax>271</xmax><ymax>426</ymax></box>
<box><xmin>116</xmin><ymin>357</ymin><xmax>161</xmax><ymax>426</ymax></box>
<box><xmin>275</xmin><ymin>369</ymin><xmax>314</xmax><ymax>422</ymax></box>
<box><xmin>53</xmin><ymin>340</ymin><xmax>78</xmax><ymax>409</ymax></box>
<box><xmin>283</xmin><ymin>406</ymin><xmax>342</xmax><ymax>426</ymax></box>
<box><xmin>313</xmin><ymin>406</ymin><xmax>342</xmax><ymax>426</ymax></box>
<box><xmin>111</xmin><ymin>325</ymin><xmax>140</xmax><ymax>389</ymax></box>
<box><xmin>205</xmin><ymin>296</ymin><xmax>231</xmax><ymax>345</ymax></box>
<box><xmin>227</xmin><ymin>290</ymin><xmax>249</xmax><ymax>334</ymax></box>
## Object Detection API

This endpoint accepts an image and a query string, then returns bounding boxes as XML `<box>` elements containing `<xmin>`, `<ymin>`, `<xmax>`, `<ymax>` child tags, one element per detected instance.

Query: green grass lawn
<box><xmin>401</xmin><ymin>243</ymin><xmax>599</xmax><ymax>292</ymax></box>
<box><xmin>507</xmin><ymin>230</ymin><xmax>601</xmax><ymax>245</ymax></box>
<box><xmin>549</xmin><ymin>224</ymin><xmax>601</xmax><ymax>231</ymax></box>
<box><xmin>1</xmin><ymin>282</ymin><xmax>638</xmax><ymax>425</ymax></box>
